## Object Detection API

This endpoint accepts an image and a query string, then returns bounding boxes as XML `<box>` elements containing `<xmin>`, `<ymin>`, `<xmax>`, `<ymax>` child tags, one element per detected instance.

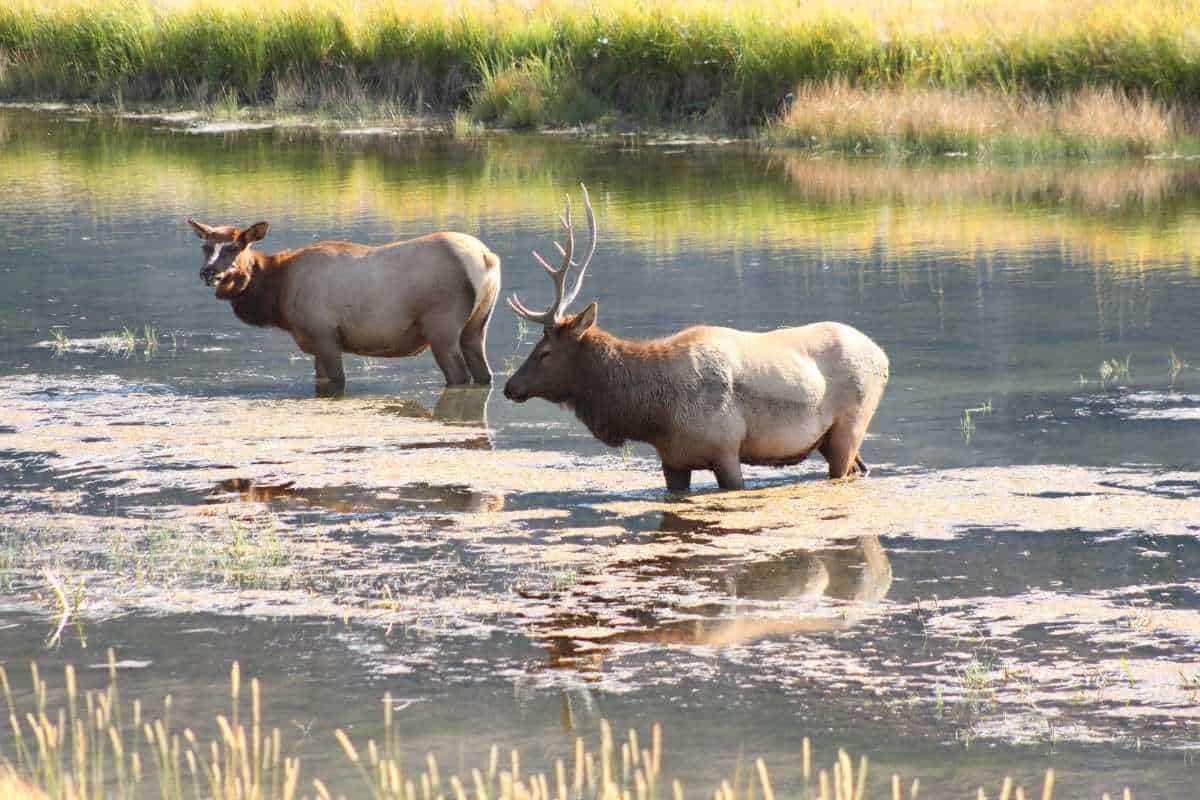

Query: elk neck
<box><xmin>568</xmin><ymin>328</ymin><xmax>676</xmax><ymax>448</ymax></box>
<box><xmin>224</xmin><ymin>250</ymin><xmax>289</xmax><ymax>330</ymax></box>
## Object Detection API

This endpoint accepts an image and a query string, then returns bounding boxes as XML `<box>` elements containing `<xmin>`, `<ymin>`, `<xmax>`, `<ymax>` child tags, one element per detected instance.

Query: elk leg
<box><xmin>712</xmin><ymin>456</ymin><xmax>745</xmax><ymax>491</ymax></box>
<box><xmin>312</xmin><ymin>339</ymin><xmax>346</xmax><ymax>396</ymax></box>
<box><xmin>663</xmin><ymin>465</ymin><xmax>692</xmax><ymax>493</ymax></box>
<box><xmin>430</xmin><ymin>340</ymin><xmax>472</xmax><ymax>386</ymax></box>
<box><xmin>460</xmin><ymin>309</ymin><xmax>494</xmax><ymax>385</ymax></box>
<box><xmin>462</xmin><ymin>337</ymin><xmax>492</xmax><ymax>385</ymax></box>
<box><xmin>854</xmin><ymin>454</ymin><xmax>871</xmax><ymax>477</ymax></box>
<box><xmin>819</xmin><ymin>421</ymin><xmax>864</xmax><ymax>479</ymax></box>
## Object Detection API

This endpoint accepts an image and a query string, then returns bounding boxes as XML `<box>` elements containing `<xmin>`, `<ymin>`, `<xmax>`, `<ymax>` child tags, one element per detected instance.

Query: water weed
<box><xmin>960</xmin><ymin>400</ymin><xmax>992</xmax><ymax>444</ymax></box>
<box><xmin>1098</xmin><ymin>355</ymin><xmax>1132</xmax><ymax>388</ymax></box>
<box><xmin>48</xmin><ymin>327</ymin><xmax>69</xmax><ymax>356</ymax></box>
<box><xmin>1167</xmin><ymin>348</ymin><xmax>1186</xmax><ymax>386</ymax></box>
<box><xmin>99</xmin><ymin>324</ymin><xmax>160</xmax><ymax>359</ymax></box>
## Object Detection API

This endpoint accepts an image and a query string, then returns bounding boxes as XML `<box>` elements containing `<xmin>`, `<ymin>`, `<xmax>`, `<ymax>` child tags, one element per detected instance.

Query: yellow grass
<box><xmin>0</xmin><ymin>770</ymin><xmax>45</xmax><ymax>800</ymax></box>
<box><xmin>1</xmin><ymin>0</ymin><xmax>1197</xmax><ymax>133</ymax></box>
<box><xmin>0</xmin><ymin>656</ymin><xmax>1134</xmax><ymax>800</ymax></box>
<box><xmin>767</xmin><ymin>82</ymin><xmax>1183</xmax><ymax>157</ymax></box>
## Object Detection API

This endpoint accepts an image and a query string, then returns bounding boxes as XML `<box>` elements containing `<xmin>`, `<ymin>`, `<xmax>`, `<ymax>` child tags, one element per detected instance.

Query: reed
<box><xmin>0</xmin><ymin>656</ymin><xmax>1136</xmax><ymax>800</ymax></box>
<box><xmin>0</xmin><ymin>0</ymin><xmax>1197</xmax><ymax>135</ymax></box>
<box><xmin>763</xmin><ymin>82</ymin><xmax>1187</xmax><ymax>158</ymax></box>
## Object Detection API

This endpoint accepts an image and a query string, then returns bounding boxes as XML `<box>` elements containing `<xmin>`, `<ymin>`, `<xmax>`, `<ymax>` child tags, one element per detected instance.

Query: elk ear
<box><xmin>187</xmin><ymin>219</ymin><xmax>212</xmax><ymax>239</ymax></box>
<box><xmin>568</xmin><ymin>302</ymin><xmax>598</xmax><ymax>338</ymax></box>
<box><xmin>239</xmin><ymin>222</ymin><xmax>269</xmax><ymax>246</ymax></box>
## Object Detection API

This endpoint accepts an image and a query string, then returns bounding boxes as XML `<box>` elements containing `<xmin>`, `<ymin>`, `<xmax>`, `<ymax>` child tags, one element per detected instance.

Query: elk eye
<box><xmin>538</xmin><ymin>350</ymin><xmax>551</xmax><ymax>361</ymax></box>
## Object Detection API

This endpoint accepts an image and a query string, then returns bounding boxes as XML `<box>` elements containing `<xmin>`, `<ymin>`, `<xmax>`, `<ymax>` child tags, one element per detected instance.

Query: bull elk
<box><xmin>187</xmin><ymin>220</ymin><xmax>501</xmax><ymax>391</ymax></box>
<box><xmin>503</xmin><ymin>185</ymin><xmax>889</xmax><ymax>492</ymax></box>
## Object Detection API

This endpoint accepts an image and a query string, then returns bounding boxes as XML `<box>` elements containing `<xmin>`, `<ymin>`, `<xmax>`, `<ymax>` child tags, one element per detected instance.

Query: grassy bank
<box><xmin>0</xmin><ymin>0</ymin><xmax>1198</xmax><ymax>153</ymax></box>
<box><xmin>762</xmin><ymin>82</ymin><xmax>1191</xmax><ymax>158</ymax></box>
<box><xmin>1</xmin><ymin>656</ymin><xmax>1132</xmax><ymax>800</ymax></box>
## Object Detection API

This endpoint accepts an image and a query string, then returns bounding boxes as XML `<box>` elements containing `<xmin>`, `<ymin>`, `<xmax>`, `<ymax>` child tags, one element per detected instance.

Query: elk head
<box><xmin>503</xmin><ymin>185</ymin><xmax>599</xmax><ymax>405</ymax></box>
<box><xmin>187</xmin><ymin>219</ymin><xmax>269</xmax><ymax>295</ymax></box>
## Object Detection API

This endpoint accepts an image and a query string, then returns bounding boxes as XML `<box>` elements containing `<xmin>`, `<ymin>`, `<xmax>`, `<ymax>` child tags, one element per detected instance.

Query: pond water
<box><xmin>1</xmin><ymin>108</ymin><xmax>1198</xmax><ymax>798</ymax></box>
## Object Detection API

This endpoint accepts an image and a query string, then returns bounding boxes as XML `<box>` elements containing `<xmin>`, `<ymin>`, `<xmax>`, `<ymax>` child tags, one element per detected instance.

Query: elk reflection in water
<box><xmin>539</xmin><ymin>516</ymin><xmax>892</xmax><ymax>669</ymax></box>
<box><xmin>376</xmin><ymin>385</ymin><xmax>494</xmax><ymax>432</ymax></box>
<box><xmin>207</xmin><ymin>478</ymin><xmax>505</xmax><ymax>514</ymax></box>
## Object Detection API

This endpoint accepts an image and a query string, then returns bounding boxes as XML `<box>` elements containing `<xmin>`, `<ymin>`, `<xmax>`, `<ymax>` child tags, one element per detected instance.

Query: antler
<box><xmin>508</xmin><ymin>183</ymin><xmax>597</xmax><ymax>325</ymax></box>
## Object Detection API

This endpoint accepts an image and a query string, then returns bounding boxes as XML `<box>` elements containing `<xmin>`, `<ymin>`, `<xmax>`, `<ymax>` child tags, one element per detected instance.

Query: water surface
<box><xmin>1</xmin><ymin>109</ymin><xmax>1198</xmax><ymax>798</ymax></box>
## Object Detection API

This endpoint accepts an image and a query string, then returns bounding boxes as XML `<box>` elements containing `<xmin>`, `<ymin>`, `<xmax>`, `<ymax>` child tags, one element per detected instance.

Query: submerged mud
<box><xmin>1</xmin><ymin>374</ymin><xmax>1198</xmax><ymax>751</ymax></box>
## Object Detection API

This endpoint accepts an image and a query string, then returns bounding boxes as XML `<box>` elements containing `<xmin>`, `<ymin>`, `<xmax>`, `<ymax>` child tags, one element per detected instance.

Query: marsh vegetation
<box><xmin>1</xmin><ymin>657</ymin><xmax>1109</xmax><ymax>800</ymax></box>
<box><xmin>1</xmin><ymin>0</ymin><xmax>1197</xmax><ymax>153</ymax></box>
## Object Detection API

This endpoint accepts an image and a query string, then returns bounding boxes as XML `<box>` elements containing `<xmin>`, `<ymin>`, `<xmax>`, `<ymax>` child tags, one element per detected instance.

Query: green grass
<box><xmin>1098</xmin><ymin>355</ymin><xmax>1132</xmax><ymax>388</ymax></box>
<box><xmin>0</xmin><ymin>0</ymin><xmax>1197</xmax><ymax>137</ymax></box>
<box><xmin>1168</xmin><ymin>348</ymin><xmax>1187</xmax><ymax>386</ymax></box>
<box><xmin>960</xmin><ymin>400</ymin><xmax>992</xmax><ymax>444</ymax></box>
<box><xmin>0</xmin><ymin>657</ymin><xmax>1132</xmax><ymax>800</ymax></box>
<box><xmin>99</xmin><ymin>324</ymin><xmax>160</xmax><ymax>359</ymax></box>
<box><xmin>48</xmin><ymin>327</ymin><xmax>69</xmax><ymax>356</ymax></box>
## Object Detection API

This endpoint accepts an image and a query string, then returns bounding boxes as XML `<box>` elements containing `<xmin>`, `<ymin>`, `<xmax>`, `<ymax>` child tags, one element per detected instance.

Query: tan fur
<box><xmin>188</xmin><ymin>221</ymin><xmax>500</xmax><ymax>390</ymax></box>
<box><xmin>506</xmin><ymin>308</ymin><xmax>889</xmax><ymax>491</ymax></box>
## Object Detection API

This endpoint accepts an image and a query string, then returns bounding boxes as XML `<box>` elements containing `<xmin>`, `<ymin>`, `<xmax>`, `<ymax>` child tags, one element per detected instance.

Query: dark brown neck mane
<box><xmin>567</xmin><ymin>328</ymin><xmax>678</xmax><ymax>448</ymax></box>
<box><xmin>222</xmin><ymin>251</ymin><xmax>289</xmax><ymax>330</ymax></box>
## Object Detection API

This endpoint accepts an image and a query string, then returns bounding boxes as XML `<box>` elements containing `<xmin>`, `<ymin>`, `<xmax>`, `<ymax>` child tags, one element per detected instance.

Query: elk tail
<box><xmin>461</xmin><ymin>250</ymin><xmax>501</xmax><ymax>348</ymax></box>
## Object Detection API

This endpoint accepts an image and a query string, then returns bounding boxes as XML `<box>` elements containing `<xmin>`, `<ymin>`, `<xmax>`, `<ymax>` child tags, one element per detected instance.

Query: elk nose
<box><xmin>502</xmin><ymin>380</ymin><xmax>524</xmax><ymax>402</ymax></box>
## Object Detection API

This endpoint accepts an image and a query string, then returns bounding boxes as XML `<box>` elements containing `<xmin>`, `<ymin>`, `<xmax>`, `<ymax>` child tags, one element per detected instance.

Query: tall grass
<box><xmin>764</xmin><ymin>82</ymin><xmax>1184</xmax><ymax>157</ymax></box>
<box><xmin>0</xmin><ymin>0</ymin><xmax>1197</xmax><ymax>132</ymax></box>
<box><xmin>0</xmin><ymin>655</ymin><xmax>1134</xmax><ymax>800</ymax></box>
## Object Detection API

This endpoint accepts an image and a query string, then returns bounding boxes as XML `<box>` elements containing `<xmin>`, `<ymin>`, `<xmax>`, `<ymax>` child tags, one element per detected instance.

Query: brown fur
<box><xmin>189</xmin><ymin>220</ymin><xmax>500</xmax><ymax>390</ymax></box>
<box><xmin>505</xmin><ymin>305</ymin><xmax>889</xmax><ymax>492</ymax></box>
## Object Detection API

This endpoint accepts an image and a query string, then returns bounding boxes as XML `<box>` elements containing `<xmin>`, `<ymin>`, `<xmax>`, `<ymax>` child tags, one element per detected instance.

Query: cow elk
<box><xmin>187</xmin><ymin>220</ymin><xmax>501</xmax><ymax>392</ymax></box>
<box><xmin>503</xmin><ymin>185</ymin><xmax>889</xmax><ymax>492</ymax></box>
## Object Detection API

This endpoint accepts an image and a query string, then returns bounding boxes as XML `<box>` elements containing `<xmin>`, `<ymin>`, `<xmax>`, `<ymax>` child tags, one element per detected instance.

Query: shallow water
<box><xmin>1</xmin><ymin>109</ymin><xmax>1199</xmax><ymax>798</ymax></box>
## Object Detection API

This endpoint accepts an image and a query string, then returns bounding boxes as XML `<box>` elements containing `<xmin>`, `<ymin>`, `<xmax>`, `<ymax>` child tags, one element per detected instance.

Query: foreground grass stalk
<box><xmin>0</xmin><ymin>658</ymin><xmax>1139</xmax><ymax>800</ymax></box>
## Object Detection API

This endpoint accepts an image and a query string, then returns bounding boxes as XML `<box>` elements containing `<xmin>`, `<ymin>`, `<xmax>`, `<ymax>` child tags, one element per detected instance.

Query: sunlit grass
<box><xmin>0</xmin><ymin>0</ymin><xmax>1196</xmax><ymax>132</ymax></box>
<box><xmin>0</xmin><ymin>657</ymin><xmax>1134</xmax><ymax>800</ymax></box>
<box><xmin>48</xmin><ymin>327</ymin><xmax>69</xmax><ymax>356</ymax></box>
<box><xmin>764</xmin><ymin>82</ymin><xmax>1186</xmax><ymax>158</ymax></box>
<box><xmin>99</xmin><ymin>324</ymin><xmax>160</xmax><ymax>359</ymax></box>
<box><xmin>1098</xmin><ymin>355</ymin><xmax>1132</xmax><ymax>388</ymax></box>
<box><xmin>960</xmin><ymin>400</ymin><xmax>992</xmax><ymax>445</ymax></box>
<box><xmin>1167</xmin><ymin>348</ymin><xmax>1187</xmax><ymax>386</ymax></box>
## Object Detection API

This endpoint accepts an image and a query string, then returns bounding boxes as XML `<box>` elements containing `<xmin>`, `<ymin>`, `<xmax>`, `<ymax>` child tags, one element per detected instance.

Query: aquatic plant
<box><xmin>40</xmin><ymin>568</ymin><xmax>86</xmax><ymax>649</ymax></box>
<box><xmin>48</xmin><ymin>327</ymin><xmax>69</xmax><ymax>356</ymax></box>
<box><xmin>142</xmin><ymin>324</ymin><xmax>159</xmax><ymax>357</ymax></box>
<box><xmin>451</xmin><ymin>109</ymin><xmax>484</xmax><ymax>140</ymax></box>
<box><xmin>0</xmin><ymin>656</ymin><xmax>1132</xmax><ymax>800</ymax></box>
<box><xmin>1098</xmin><ymin>355</ymin><xmax>1132</xmax><ymax>388</ymax></box>
<box><xmin>1167</xmin><ymin>348</ymin><xmax>1186</xmax><ymax>386</ymax></box>
<box><xmin>960</xmin><ymin>400</ymin><xmax>992</xmax><ymax>444</ymax></box>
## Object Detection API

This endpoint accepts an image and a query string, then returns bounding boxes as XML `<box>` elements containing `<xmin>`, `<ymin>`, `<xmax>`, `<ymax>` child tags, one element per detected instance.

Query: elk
<box><xmin>503</xmin><ymin>185</ymin><xmax>889</xmax><ymax>492</ymax></box>
<box><xmin>187</xmin><ymin>220</ymin><xmax>500</xmax><ymax>391</ymax></box>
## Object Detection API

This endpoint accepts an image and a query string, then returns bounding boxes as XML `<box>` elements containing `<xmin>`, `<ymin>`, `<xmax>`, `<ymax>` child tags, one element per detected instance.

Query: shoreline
<box><xmin>3</xmin><ymin>100</ymin><xmax>1198</xmax><ymax>161</ymax></box>
<box><xmin>3</xmin><ymin>0</ymin><xmax>1199</xmax><ymax>160</ymax></box>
